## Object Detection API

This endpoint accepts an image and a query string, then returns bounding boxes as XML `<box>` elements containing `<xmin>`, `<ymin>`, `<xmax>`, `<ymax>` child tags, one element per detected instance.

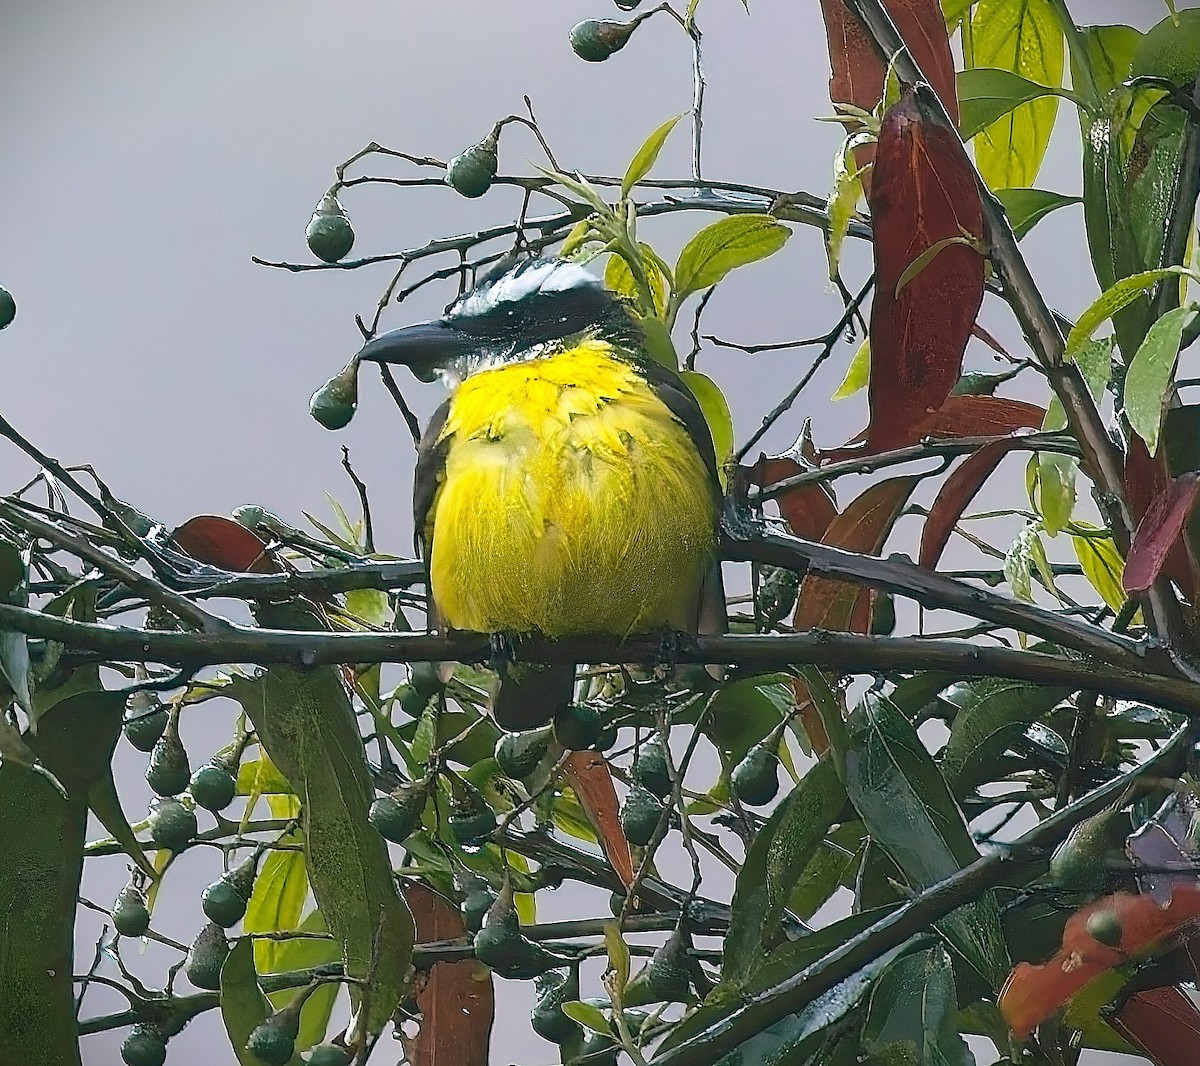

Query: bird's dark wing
<box><xmin>634</xmin><ymin>356</ymin><xmax>721</xmax><ymax>490</ymax></box>
<box><xmin>413</xmin><ymin>398</ymin><xmax>451</xmax><ymax>559</ymax></box>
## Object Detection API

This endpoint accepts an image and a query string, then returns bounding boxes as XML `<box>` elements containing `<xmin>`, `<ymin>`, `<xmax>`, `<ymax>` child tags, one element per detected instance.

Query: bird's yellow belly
<box><xmin>427</xmin><ymin>346</ymin><xmax>717</xmax><ymax>638</ymax></box>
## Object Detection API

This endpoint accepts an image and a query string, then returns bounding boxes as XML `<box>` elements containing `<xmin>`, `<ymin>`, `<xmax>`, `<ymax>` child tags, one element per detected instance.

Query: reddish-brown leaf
<box><xmin>748</xmin><ymin>456</ymin><xmax>838</xmax><ymax>541</ymax></box>
<box><xmin>562</xmin><ymin>751</ymin><xmax>635</xmax><ymax>888</ymax></box>
<box><xmin>1127</xmin><ymin>791</ymin><xmax>1200</xmax><ymax>906</ymax></box>
<box><xmin>1125</xmin><ymin>437</ymin><xmax>1198</xmax><ymax>600</ymax></box>
<box><xmin>866</xmin><ymin>88</ymin><xmax>984</xmax><ymax>452</ymax></box>
<box><xmin>818</xmin><ymin>0</ymin><xmax>958</xmax><ymax>192</ymax></box>
<box><xmin>402</xmin><ymin>883</ymin><xmax>494</xmax><ymax>1066</ymax></box>
<box><xmin>914</xmin><ymin>395</ymin><xmax>1044</xmax><ymax>438</ymax></box>
<box><xmin>170</xmin><ymin>515</ymin><xmax>277</xmax><ymax>573</ymax></box>
<box><xmin>1123</xmin><ymin>473</ymin><xmax>1200</xmax><ymax>593</ymax></box>
<box><xmin>999</xmin><ymin>886</ymin><xmax>1200</xmax><ymax>1040</ymax></box>
<box><xmin>792</xmin><ymin>477</ymin><xmax>918</xmax><ymax>753</ymax></box>
<box><xmin>1109</xmin><ymin>986</ymin><xmax>1200</xmax><ymax>1066</ymax></box>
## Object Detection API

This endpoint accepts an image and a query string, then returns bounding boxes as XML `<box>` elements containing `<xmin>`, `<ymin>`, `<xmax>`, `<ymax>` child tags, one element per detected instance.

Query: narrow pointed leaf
<box><xmin>995</xmin><ymin>186</ymin><xmax>1081</xmax><ymax>239</ymax></box>
<box><xmin>957</xmin><ymin>67</ymin><xmax>1065</xmax><ymax>140</ymax></box>
<box><xmin>1123</xmin><ymin>472</ymin><xmax>1200</xmax><ymax>592</ymax></box>
<box><xmin>674</xmin><ymin>215</ymin><xmax>790</xmax><ymax>298</ymax></box>
<box><xmin>621</xmin><ymin>114</ymin><xmax>683</xmax><ymax>197</ymax></box>
<box><xmin>1125</xmin><ymin>305</ymin><xmax>1196</xmax><ymax>454</ymax></box>
<box><xmin>562</xmin><ymin>751</ymin><xmax>634</xmax><ymax>887</ymax></box>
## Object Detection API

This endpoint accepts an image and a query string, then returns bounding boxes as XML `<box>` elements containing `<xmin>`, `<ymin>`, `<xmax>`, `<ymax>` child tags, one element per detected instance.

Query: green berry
<box><xmin>190</xmin><ymin>761</ymin><xmax>237</xmax><ymax>812</ymax></box>
<box><xmin>445</xmin><ymin>134</ymin><xmax>498</xmax><ymax>198</ymax></box>
<box><xmin>532</xmin><ymin>966</ymin><xmax>582</xmax><ymax>1044</ymax></box>
<box><xmin>495</xmin><ymin>727</ymin><xmax>551</xmax><ymax>779</ymax></box>
<box><xmin>633</xmin><ymin>737</ymin><xmax>671</xmax><ymax>799</ymax></box>
<box><xmin>553</xmin><ymin>703</ymin><xmax>602</xmax><ymax>751</ymax></box>
<box><xmin>569</xmin><ymin>19</ymin><xmax>637</xmax><ymax>62</ymax></box>
<box><xmin>148</xmin><ymin>797</ymin><xmax>198</xmax><ymax>852</ymax></box>
<box><xmin>247</xmin><ymin>1005</ymin><xmax>301</xmax><ymax>1066</ymax></box>
<box><xmin>121</xmin><ymin>1025</ymin><xmax>167</xmax><ymax>1066</ymax></box>
<box><xmin>146</xmin><ymin>709</ymin><xmax>190</xmax><ymax>797</ymax></box>
<box><xmin>625</xmin><ymin>926</ymin><xmax>692</xmax><ymax>1005</ymax></box>
<box><xmin>462</xmin><ymin>889</ymin><xmax>495</xmax><ymax>933</ymax></box>
<box><xmin>124</xmin><ymin>692</ymin><xmax>168</xmax><ymax>752</ymax></box>
<box><xmin>449</xmin><ymin>779</ymin><xmax>496</xmax><ymax>846</ymax></box>
<box><xmin>111</xmin><ymin>883</ymin><xmax>151</xmax><ymax>938</ymax></box>
<box><xmin>731</xmin><ymin>743</ymin><xmax>780</xmax><ymax>807</ymax></box>
<box><xmin>0</xmin><ymin>287</ymin><xmax>14</xmax><ymax>330</ymax></box>
<box><xmin>185</xmin><ymin>922</ymin><xmax>230</xmax><ymax>990</ymax></box>
<box><xmin>309</xmin><ymin>361</ymin><xmax>359</xmax><ymax>430</ymax></box>
<box><xmin>870</xmin><ymin>591</ymin><xmax>896</xmax><ymax>635</ymax></box>
<box><xmin>306</xmin><ymin>192</ymin><xmax>355</xmax><ymax>263</ymax></box>
<box><xmin>1085</xmin><ymin>908</ymin><xmax>1123</xmax><ymax>948</ymax></box>
<box><xmin>595</xmin><ymin>718</ymin><xmax>619</xmax><ymax>751</ymax></box>
<box><xmin>369</xmin><ymin>779</ymin><xmax>428</xmax><ymax>843</ymax></box>
<box><xmin>620</xmin><ymin>784</ymin><xmax>662</xmax><ymax>847</ymax></box>
<box><xmin>202</xmin><ymin>877</ymin><xmax>248</xmax><ymax>928</ymax></box>
<box><xmin>614</xmin><ymin>0</ymin><xmax>642</xmax><ymax>8</ymax></box>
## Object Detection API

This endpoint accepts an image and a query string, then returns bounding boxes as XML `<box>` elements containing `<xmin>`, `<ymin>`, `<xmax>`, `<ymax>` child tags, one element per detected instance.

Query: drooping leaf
<box><xmin>674</xmin><ymin>215</ymin><xmax>791</xmax><ymax>299</ymax></box>
<box><xmin>220</xmin><ymin>937</ymin><xmax>289</xmax><ymax>1066</ymax></box>
<box><xmin>1070</xmin><ymin>524</ymin><xmax>1128</xmax><ymax>612</ymax></box>
<box><xmin>170</xmin><ymin>515</ymin><xmax>275</xmax><ymax>573</ymax></box>
<box><xmin>680</xmin><ymin>370</ymin><xmax>734</xmax><ymax>475</ymax></box>
<box><xmin>831</xmin><ymin>336</ymin><xmax>870</xmax><ymax>400</ymax></box>
<box><xmin>1124</xmin><ymin>304</ymin><xmax>1196</xmax><ymax>454</ymax></box>
<box><xmin>860</xmin><ymin>944</ymin><xmax>974</xmax><ymax>1066</ymax></box>
<box><xmin>1125</xmin><ymin>433</ymin><xmax>1198</xmax><ymax>599</ymax></box>
<box><xmin>939</xmin><ymin>677</ymin><xmax>1072</xmax><ymax>796</ymax></box>
<box><xmin>229</xmin><ymin>601</ymin><xmax>414</xmax><ymax>1036</ymax></box>
<box><xmin>826</xmin><ymin>133</ymin><xmax>872</xmax><ymax>279</ymax></box>
<box><xmin>845</xmin><ymin>692</ymin><xmax>1008</xmax><ymax>984</ymax></box>
<box><xmin>1108</xmin><ymin>986</ymin><xmax>1200</xmax><ymax>1066</ymax></box>
<box><xmin>561</xmin><ymin>751</ymin><xmax>634</xmax><ymax>888</ymax></box>
<box><xmin>404</xmin><ymin>883</ymin><xmax>494</xmax><ymax>1066</ymax></box>
<box><xmin>621</xmin><ymin>114</ymin><xmax>684</xmax><ymax>197</ymax></box>
<box><xmin>921</xmin><ymin>438</ymin><xmax>1023</xmax><ymax>568</ymax></box>
<box><xmin>866</xmin><ymin>88</ymin><xmax>984</xmax><ymax>451</ymax></box>
<box><xmin>1123</xmin><ymin>473</ymin><xmax>1200</xmax><ymax>592</ymax></box>
<box><xmin>749</xmin><ymin>457</ymin><xmax>838</xmax><ymax>543</ymax></box>
<box><xmin>721</xmin><ymin>757</ymin><xmax>845</xmax><ymax>990</ymax></box>
<box><xmin>994</xmin><ymin>186</ymin><xmax>1081</xmax><ymax>239</ymax></box>
<box><xmin>999</xmin><ymin>885</ymin><xmax>1200</xmax><ymax>1039</ymax></box>
<box><xmin>957</xmin><ymin>66</ymin><xmax>1066</xmax><ymax>141</ymax></box>
<box><xmin>969</xmin><ymin>0</ymin><xmax>1065</xmax><ymax>189</ymax></box>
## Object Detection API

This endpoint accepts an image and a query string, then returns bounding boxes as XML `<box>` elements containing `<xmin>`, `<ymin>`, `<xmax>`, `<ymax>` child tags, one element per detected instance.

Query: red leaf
<box><xmin>562</xmin><ymin>751</ymin><xmax>635</xmax><ymax>888</ymax></box>
<box><xmin>170</xmin><ymin>515</ymin><xmax>277</xmax><ymax>573</ymax></box>
<box><xmin>1123</xmin><ymin>473</ymin><xmax>1200</xmax><ymax>593</ymax></box>
<box><xmin>1125</xmin><ymin>437</ymin><xmax>1197</xmax><ymax>600</ymax></box>
<box><xmin>1109</xmin><ymin>986</ymin><xmax>1200</xmax><ymax>1066</ymax></box>
<box><xmin>866</xmin><ymin>88</ymin><xmax>984</xmax><ymax>452</ymax></box>
<box><xmin>402</xmin><ymin>883</ymin><xmax>494</xmax><ymax>1066</ymax></box>
<box><xmin>914</xmin><ymin>395</ymin><xmax>1044</xmax><ymax>438</ymax></box>
<box><xmin>818</xmin><ymin>0</ymin><xmax>959</xmax><ymax>192</ymax></box>
<box><xmin>792</xmin><ymin>477</ymin><xmax>918</xmax><ymax>753</ymax></box>
<box><xmin>999</xmin><ymin>885</ymin><xmax>1200</xmax><ymax>1040</ymax></box>
<box><xmin>749</xmin><ymin>456</ymin><xmax>838</xmax><ymax>541</ymax></box>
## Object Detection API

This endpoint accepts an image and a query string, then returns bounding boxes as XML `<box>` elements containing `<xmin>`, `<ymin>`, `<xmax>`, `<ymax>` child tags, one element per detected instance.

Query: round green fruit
<box><xmin>569</xmin><ymin>19</ymin><xmax>636</xmax><ymax>62</ymax></box>
<box><xmin>553</xmin><ymin>703</ymin><xmax>602</xmax><ymax>751</ymax></box>
<box><xmin>620</xmin><ymin>784</ymin><xmax>662</xmax><ymax>847</ymax></box>
<box><xmin>190</xmin><ymin>762</ymin><xmax>237</xmax><ymax>812</ymax></box>
<box><xmin>1085</xmin><ymin>908</ymin><xmax>1123</xmax><ymax>948</ymax></box>
<box><xmin>124</xmin><ymin>702</ymin><xmax>168</xmax><ymax>753</ymax></box>
<box><xmin>306</xmin><ymin>194</ymin><xmax>355</xmax><ymax>263</ymax></box>
<box><xmin>532</xmin><ymin>967</ymin><xmax>582</xmax><ymax>1044</ymax></box>
<box><xmin>450</xmin><ymin>806</ymin><xmax>497</xmax><ymax>846</ymax></box>
<box><xmin>633</xmin><ymin>737</ymin><xmax>671</xmax><ymax>798</ymax></box>
<box><xmin>121</xmin><ymin>1025</ymin><xmax>167</xmax><ymax>1066</ymax></box>
<box><xmin>247</xmin><ymin>1020</ymin><xmax>296</xmax><ymax>1066</ymax></box>
<box><xmin>148</xmin><ymin>797</ymin><xmax>198</xmax><ymax>852</ymax></box>
<box><xmin>185</xmin><ymin>922</ymin><xmax>229</xmax><ymax>990</ymax></box>
<box><xmin>369</xmin><ymin>780</ymin><xmax>427</xmax><ymax>843</ymax></box>
<box><xmin>202</xmin><ymin>877</ymin><xmax>248</xmax><ymax>928</ymax></box>
<box><xmin>146</xmin><ymin>715</ymin><xmax>191</xmax><ymax>797</ymax></box>
<box><xmin>495</xmin><ymin>728</ymin><xmax>551</xmax><ymax>779</ymax></box>
<box><xmin>462</xmin><ymin>889</ymin><xmax>495</xmax><ymax>933</ymax></box>
<box><xmin>306</xmin><ymin>1044</ymin><xmax>352</xmax><ymax>1066</ymax></box>
<box><xmin>445</xmin><ymin>135</ymin><xmax>498</xmax><ymax>198</ymax></box>
<box><xmin>731</xmin><ymin>745</ymin><xmax>780</xmax><ymax>807</ymax></box>
<box><xmin>309</xmin><ymin>361</ymin><xmax>359</xmax><ymax>430</ymax></box>
<box><xmin>111</xmin><ymin>884</ymin><xmax>151</xmax><ymax>937</ymax></box>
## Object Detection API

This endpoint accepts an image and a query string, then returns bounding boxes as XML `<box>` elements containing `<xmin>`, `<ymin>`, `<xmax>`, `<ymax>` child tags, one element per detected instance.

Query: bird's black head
<box><xmin>354</xmin><ymin>258</ymin><xmax>638</xmax><ymax>385</ymax></box>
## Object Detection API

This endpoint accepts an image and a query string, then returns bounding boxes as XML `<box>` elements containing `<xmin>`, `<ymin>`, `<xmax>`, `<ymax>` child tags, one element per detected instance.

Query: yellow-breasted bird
<box><xmin>356</xmin><ymin>258</ymin><xmax>724</xmax><ymax>731</ymax></box>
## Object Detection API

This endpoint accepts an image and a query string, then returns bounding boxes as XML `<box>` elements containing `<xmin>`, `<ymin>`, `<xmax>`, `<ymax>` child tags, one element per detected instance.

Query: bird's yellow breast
<box><xmin>427</xmin><ymin>340</ymin><xmax>717</xmax><ymax>638</ymax></box>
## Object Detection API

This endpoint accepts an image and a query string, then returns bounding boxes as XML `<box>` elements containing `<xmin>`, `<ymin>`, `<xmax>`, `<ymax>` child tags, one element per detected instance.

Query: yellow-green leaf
<box><xmin>1065</xmin><ymin>267</ymin><xmax>1195</xmax><ymax>359</ymax></box>
<box><xmin>1070</xmin><ymin>523</ymin><xmax>1127</xmax><ymax>612</ymax></box>
<box><xmin>957</xmin><ymin>66</ymin><xmax>1068</xmax><ymax>140</ymax></box>
<box><xmin>245</xmin><ymin>831</ymin><xmax>309</xmax><ymax>974</ymax></box>
<box><xmin>605</xmin><ymin>246</ymin><xmax>669</xmax><ymax>318</ymax></box>
<box><xmin>969</xmin><ymin>0</ymin><xmax>1065</xmax><ymax>188</ymax></box>
<box><xmin>1125</xmin><ymin>304</ymin><xmax>1197</xmax><ymax>454</ymax></box>
<box><xmin>674</xmin><ymin>215</ymin><xmax>790</xmax><ymax>298</ymax></box>
<box><xmin>894</xmin><ymin>235</ymin><xmax>980</xmax><ymax>298</ymax></box>
<box><xmin>832</xmin><ymin>337</ymin><xmax>870</xmax><ymax>400</ymax></box>
<box><xmin>826</xmin><ymin>133</ymin><xmax>872</xmax><ymax>280</ymax></box>
<box><xmin>622</xmin><ymin>115</ymin><xmax>684</xmax><ymax>198</ymax></box>
<box><xmin>680</xmin><ymin>370</ymin><xmax>733</xmax><ymax>481</ymax></box>
<box><xmin>605</xmin><ymin>921</ymin><xmax>631</xmax><ymax>996</ymax></box>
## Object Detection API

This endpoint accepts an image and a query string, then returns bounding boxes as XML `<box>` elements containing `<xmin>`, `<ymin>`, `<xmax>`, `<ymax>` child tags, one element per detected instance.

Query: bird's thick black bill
<box><xmin>356</xmin><ymin>320</ymin><xmax>477</xmax><ymax>382</ymax></box>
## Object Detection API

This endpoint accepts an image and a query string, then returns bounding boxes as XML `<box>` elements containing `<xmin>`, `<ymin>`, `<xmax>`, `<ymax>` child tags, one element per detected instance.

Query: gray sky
<box><xmin>0</xmin><ymin>2</ymin><xmax>1189</xmax><ymax>1064</ymax></box>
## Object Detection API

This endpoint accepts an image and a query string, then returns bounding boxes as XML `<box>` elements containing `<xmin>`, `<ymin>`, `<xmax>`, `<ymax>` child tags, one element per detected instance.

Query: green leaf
<box><xmin>562</xmin><ymin>1001</ymin><xmax>611</xmax><ymax>1034</ymax></box>
<box><xmin>707</xmin><ymin>674</ymin><xmax>795</xmax><ymax>770</ymax></box>
<box><xmin>969</xmin><ymin>0</ymin><xmax>1065</xmax><ymax>188</ymax></box>
<box><xmin>679</xmin><ymin>370</ymin><xmax>733</xmax><ymax>474</ymax></box>
<box><xmin>940</xmin><ymin>677</ymin><xmax>1072</xmax><ymax>795</ymax></box>
<box><xmin>229</xmin><ymin>602</ymin><xmax>414</xmax><ymax>1037</ymax></box>
<box><xmin>832</xmin><ymin>337</ymin><xmax>870</xmax><ymax>400</ymax></box>
<box><xmin>894</xmin><ymin>235</ymin><xmax>980</xmax><ymax>298</ymax></box>
<box><xmin>826</xmin><ymin>133</ymin><xmax>871</xmax><ymax>280</ymax></box>
<box><xmin>957</xmin><ymin>66</ymin><xmax>1068</xmax><ymax>140</ymax></box>
<box><xmin>604</xmin><ymin>921</ymin><xmax>631</xmax><ymax>997</ymax></box>
<box><xmin>245</xmin><ymin>831</ymin><xmax>310</xmax><ymax>974</ymax></box>
<box><xmin>995</xmin><ymin>186</ymin><xmax>1081</xmax><ymax>239</ymax></box>
<box><xmin>605</xmin><ymin>246</ymin><xmax>669</xmax><ymax>319</ymax></box>
<box><xmin>1125</xmin><ymin>304</ymin><xmax>1197</xmax><ymax>454</ymax></box>
<box><xmin>861</xmin><ymin>945</ymin><xmax>974</xmax><ymax>1066</ymax></box>
<box><xmin>721</xmin><ymin>758</ymin><xmax>845</xmax><ymax>989</ymax></box>
<box><xmin>1065</xmin><ymin>267</ymin><xmax>1194</xmax><ymax>359</ymax></box>
<box><xmin>622</xmin><ymin>115</ymin><xmax>684</xmax><ymax>198</ymax></box>
<box><xmin>266</xmin><ymin>910</ymin><xmax>341</xmax><ymax>1052</ymax></box>
<box><xmin>788</xmin><ymin>821</ymin><xmax>864</xmax><ymax>920</ymax></box>
<box><xmin>220</xmin><ymin>937</ymin><xmax>293</xmax><ymax>1066</ymax></box>
<box><xmin>845</xmin><ymin>692</ymin><xmax>1008</xmax><ymax>983</ymax></box>
<box><xmin>1070</xmin><ymin>523</ymin><xmax>1128</xmax><ymax>612</ymax></box>
<box><xmin>674</xmin><ymin>215</ymin><xmax>790</xmax><ymax>299</ymax></box>
<box><xmin>1079</xmin><ymin>24</ymin><xmax>1140</xmax><ymax>97</ymax></box>
<box><xmin>412</xmin><ymin>696</ymin><xmax>439</xmax><ymax>766</ymax></box>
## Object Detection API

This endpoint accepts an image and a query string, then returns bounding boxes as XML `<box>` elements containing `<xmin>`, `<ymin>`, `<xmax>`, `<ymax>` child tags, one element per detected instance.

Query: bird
<box><xmin>355</xmin><ymin>257</ymin><xmax>724</xmax><ymax>731</ymax></box>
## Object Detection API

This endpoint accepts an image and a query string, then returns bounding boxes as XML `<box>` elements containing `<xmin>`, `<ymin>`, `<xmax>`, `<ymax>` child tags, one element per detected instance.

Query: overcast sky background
<box><xmin>0</xmin><ymin>2</ymin><xmax>1191</xmax><ymax>1064</ymax></box>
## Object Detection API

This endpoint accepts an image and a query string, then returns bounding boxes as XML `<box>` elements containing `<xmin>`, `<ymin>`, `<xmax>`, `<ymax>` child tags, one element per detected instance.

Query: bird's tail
<box><xmin>491</xmin><ymin>661</ymin><xmax>576</xmax><ymax>732</ymax></box>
